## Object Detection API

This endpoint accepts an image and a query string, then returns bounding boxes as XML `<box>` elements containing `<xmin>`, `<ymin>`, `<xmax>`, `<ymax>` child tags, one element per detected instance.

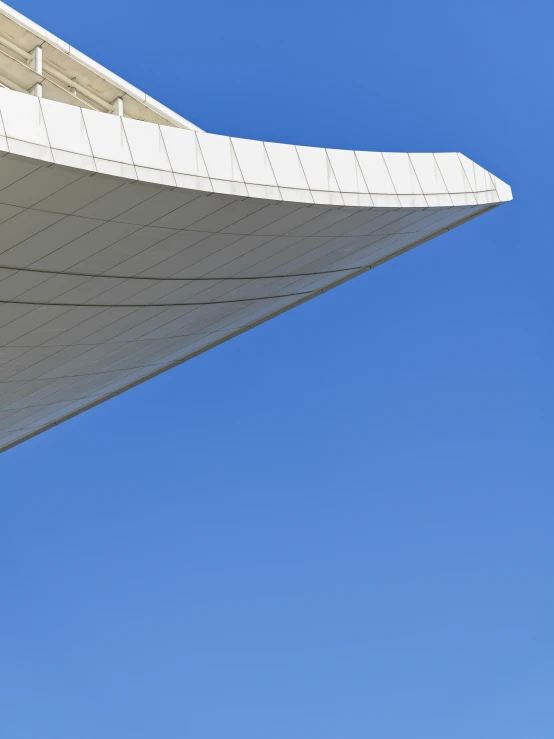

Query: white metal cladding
<box><xmin>0</xmin><ymin>88</ymin><xmax>511</xmax><ymax>452</ymax></box>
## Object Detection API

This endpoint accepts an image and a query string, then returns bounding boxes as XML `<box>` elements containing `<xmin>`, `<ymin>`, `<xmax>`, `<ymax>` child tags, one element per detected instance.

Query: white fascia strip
<box><xmin>0</xmin><ymin>88</ymin><xmax>513</xmax><ymax>206</ymax></box>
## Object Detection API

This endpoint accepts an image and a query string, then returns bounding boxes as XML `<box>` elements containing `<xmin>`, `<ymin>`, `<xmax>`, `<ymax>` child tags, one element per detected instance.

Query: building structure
<box><xmin>0</xmin><ymin>1</ymin><xmax>512</xmax><ymax>452</ymax></box>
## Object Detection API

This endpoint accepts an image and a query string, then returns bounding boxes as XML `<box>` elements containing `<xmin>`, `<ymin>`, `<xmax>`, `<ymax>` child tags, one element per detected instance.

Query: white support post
<box><xmin>112</xmin><ymin>96</ymin><xmax>124</xmax><ymax>116</ymax></box>
<box><xmin>29</xmin><ymin>45</ymin><xmax>43</xmax><ymax>97</ymax></box>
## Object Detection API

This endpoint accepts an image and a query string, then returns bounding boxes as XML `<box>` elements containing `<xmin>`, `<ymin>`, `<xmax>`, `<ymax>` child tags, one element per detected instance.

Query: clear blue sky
<box><xmin>1</xmin><ymin>1</ymin><xmax>553</xmax><ymax>737</ymax></box>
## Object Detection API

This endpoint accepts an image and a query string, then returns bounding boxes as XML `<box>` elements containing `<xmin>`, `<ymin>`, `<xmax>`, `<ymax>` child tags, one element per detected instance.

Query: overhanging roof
<box><xmin>0</xmin><ymin>4</ymin><xmax>512</xmax><ymax>453</ymax></box>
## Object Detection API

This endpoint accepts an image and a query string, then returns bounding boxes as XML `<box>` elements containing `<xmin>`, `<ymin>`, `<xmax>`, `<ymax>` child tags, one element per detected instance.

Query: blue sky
<box><xmin>1</xmin><ymin>0</ymin><xmax>553</xmax><ymax>737</ymax></box>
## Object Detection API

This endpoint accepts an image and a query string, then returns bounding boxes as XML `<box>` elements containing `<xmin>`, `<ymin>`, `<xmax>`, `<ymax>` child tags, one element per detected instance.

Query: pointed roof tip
<box><xmin>492</xmin><ymin>174</ymin><xmax>513</xmax><ymax>203</ymax></box>
<box><xmin>457</xmin><ymin>153</ymin><xmax>512</xmax><ymax>204</ymax></box>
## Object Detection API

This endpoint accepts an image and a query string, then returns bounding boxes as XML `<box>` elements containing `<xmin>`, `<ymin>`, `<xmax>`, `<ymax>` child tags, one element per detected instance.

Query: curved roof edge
<box><xmin>0</xmin><ymin>89</ymin><xmax>512</xmax><ymax>209</ymax></box>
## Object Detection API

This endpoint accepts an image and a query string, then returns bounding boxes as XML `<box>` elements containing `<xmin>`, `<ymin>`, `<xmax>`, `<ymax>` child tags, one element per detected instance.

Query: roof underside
<box><xmin>0</xmin><ymin>5</ymin><xmax>512</xmax><ymax>453</ymax></box>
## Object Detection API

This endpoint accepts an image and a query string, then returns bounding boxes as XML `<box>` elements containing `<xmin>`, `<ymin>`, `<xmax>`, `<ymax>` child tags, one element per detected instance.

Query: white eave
<box><xmin>0</xmin><ymin>0</ymin><xmax>202</xmax><ymax>130</ymax></box>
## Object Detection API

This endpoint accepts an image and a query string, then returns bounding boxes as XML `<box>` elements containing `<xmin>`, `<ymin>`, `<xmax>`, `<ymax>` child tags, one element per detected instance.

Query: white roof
<box><xmin>0</xmin><ymin>6</ymin><xmax>512</xmax><ymax>452</ymax></box>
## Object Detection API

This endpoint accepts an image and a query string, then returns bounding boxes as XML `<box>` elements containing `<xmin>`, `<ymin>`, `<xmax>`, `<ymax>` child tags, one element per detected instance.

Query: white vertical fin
<box><xmin>112</xmin><ymin>96</ymin><xmax>124</xmax><ymax>116</ymax></box>
<box><xmin>29</xmin><ymin>45</ymin><xmax>43</xmax><ymax>97</ymax></box>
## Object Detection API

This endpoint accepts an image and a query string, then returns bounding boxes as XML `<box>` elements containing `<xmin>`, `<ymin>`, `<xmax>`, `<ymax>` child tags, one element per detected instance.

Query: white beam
<box><xmin>30</xmin><ymin>45</ymin><xmax>42</xmax><ymax>74</ymax></box>
<box><xmin>42</xmin><ymin>62</ymin><xmax>112</xmax><ymax>111</ymax></box>
<box><xmin>112</xmin><ymin>96</ymin><xmax>124</xmax><ymax>116</ymax></box>
<box><xmin>29</xmin><ymin>45</ymin><xmax>42</xmax><ymax>97</ymax></box>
